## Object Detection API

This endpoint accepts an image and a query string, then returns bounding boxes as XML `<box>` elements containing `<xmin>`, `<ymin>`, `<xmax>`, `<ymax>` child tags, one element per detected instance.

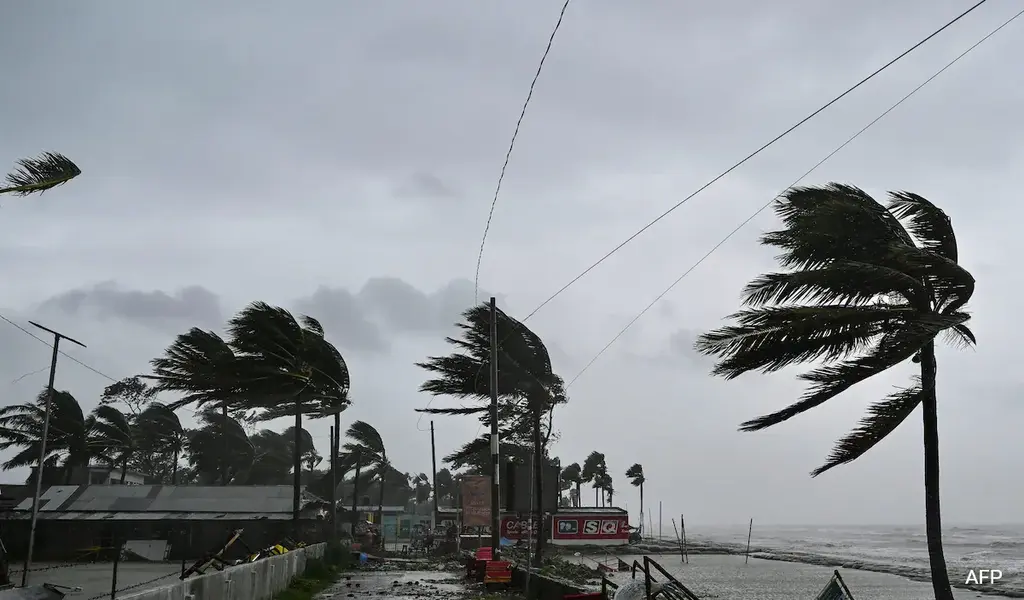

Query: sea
<box><xmin>661</xmin><ymin>524</ymin><xmax>1024</xmax><ymax>596</ymax></box>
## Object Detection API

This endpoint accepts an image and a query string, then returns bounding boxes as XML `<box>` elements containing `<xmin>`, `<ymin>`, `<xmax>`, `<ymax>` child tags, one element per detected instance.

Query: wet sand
<box><xmin>602</xmin><ymin>554</ymin><xmax>1017</xmax><ymax>600</ymax></box>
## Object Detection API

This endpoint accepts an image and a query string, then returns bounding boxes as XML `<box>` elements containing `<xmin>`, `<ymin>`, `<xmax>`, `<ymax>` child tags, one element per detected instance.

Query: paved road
<box><xmin>13</xmin><ymin>562</ymin><xmax>182</xmax><ymax>599</ymax></box>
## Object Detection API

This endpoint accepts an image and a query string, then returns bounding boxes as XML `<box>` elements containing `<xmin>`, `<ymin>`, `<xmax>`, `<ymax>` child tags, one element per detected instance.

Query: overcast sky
<box><xmin>0</xmin><ymin>0</ymin><xmax>1021</xmax><ymax>528</ymax></box>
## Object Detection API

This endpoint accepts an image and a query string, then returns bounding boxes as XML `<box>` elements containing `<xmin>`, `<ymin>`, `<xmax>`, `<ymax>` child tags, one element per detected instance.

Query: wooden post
<box><xmin>744</xmin><ymin>518</ymin><xmax>753</xmax><ymax>565</ymax></box>
<box><xmin>658</xmin><ymin>501</ymin><xmax>662</xmax><ymax>540</ymax></box>
<box><xmin>110</xmin><ymin>526</ymin><xmax>121</xmax><ymax>599</ymax></box>
<box><xmin>681</xmin><ymin>515</ymin><xmax>689</xmax><ymax>564</ymax></box>
<box><xmin>671</xmin><ymin>519</ymin><xmax>683</xmax><ymax>563</ymax></box>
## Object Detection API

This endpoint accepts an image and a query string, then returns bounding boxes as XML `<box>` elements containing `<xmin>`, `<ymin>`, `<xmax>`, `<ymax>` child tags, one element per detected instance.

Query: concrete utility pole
<box><xmin>430</xmin><ymin>421</ymin><xmax>438</xmax><ymax>532</ymax></box>
<box><xmin>23</xmin><ymin>321</ymin><xmax>86</xmax><ymax>586</ymax></box>
<box><xmin>488</xmin><ymin>297</ymin><xmax>501</xmax><ymax>556</ymax></box>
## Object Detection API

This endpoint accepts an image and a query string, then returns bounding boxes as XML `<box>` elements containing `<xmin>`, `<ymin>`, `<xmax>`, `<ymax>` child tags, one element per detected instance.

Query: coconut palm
<box><xmin>626</xmin><ymin>464</ymin><xmax>645</xmax><ymax>533</ymax></box>
<box><xmin>148</xmin><ymin>328</ymin><xmax>246</xmax><ymax>484</ymax></box>
<box><xmin>228</xmin><ymin>302</ymin><xmax>350</xmax><ymax>530</ymax></box>
<box><xmin>435</xmin><ymin>468</ymin><xmax>456</xmax><ymax>506</ymax></box>
<box><xmin>90</xmin><ymin>406</ymin><xmax>137</xmax><ymax>483</ymax></box>
<box><xmin>581</xmin><ymin>451</ymin><xmax>605</xmax><ymax>507</ymax></box>
<box><xmin>135</xmin><ymin>402</ymin><xmax>187</xmax><ymax>484</ymax></box>
<box><xmin>561</xmin><ymin>463</ymin><xmax>582</xmax><ymax>508</ymax></box>
<box><xmin>185</xmin><ymin>409</ymin><xmax>254</xmax><ymax>484</ymax></box>
<box><xmin>595</xmin><ymin>468</ymin><xmax>613</xmax><ymax>507</ymax></box>
<box><xmin>0</xmin><ymin>389</ymin><xmax>96</xmax><ymax>483</ymax></box>
<box><xmin>695</xmin><ymin>184</ymin><xmax>975</xmax><ymax>600</ymax></box>
<box><xmin>0</xmin><ymin>152</ymin><xmax>80</xmax><ymax>196</ymax></box>
<box><xmin>417</xmin><ymin>303</ymin><xmax>566</xmax><ymax>565</ymax></box>
<box><xmin>342</xmin><ymin>421</ymin><xmax>388</xmax><ymax>531</ymax></box>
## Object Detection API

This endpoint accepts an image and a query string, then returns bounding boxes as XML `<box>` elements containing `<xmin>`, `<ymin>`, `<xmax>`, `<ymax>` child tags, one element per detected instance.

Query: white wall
<box><xmin>120</xmin><ymin>543</ymin><xmax>326</xmax><ymax>600</ymax></box>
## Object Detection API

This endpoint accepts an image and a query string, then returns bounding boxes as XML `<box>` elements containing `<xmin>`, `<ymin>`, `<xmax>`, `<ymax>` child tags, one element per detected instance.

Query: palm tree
<box><xmin>90</xmin><ymin>406</ymin><xmax>137</xmax><ymax>483</ymax></box>
<box><xmin>417</xmin><ymin>303</ymin><xmax>566</xmax><ymax>566</ymax></box>
<box><xmin>148</xmin><ymin>328</ymin><xmax>246</xmax><ymax>484</ymax></box>
<box><xmin>0</xmin><ymin>389</ymin><xmax>95</xmax><ymax>484</ymax></box>
<box><xmin>694</xmin><ymin>184</ymin><xmax>974</xmax><ymax>600</ymax></box>
<box><xmin>435</xmin><ymin>468</ymin><xmax>456</xmax><ymax>506</ymax></box>
<box><xmin>581</xmin><ymin>452</ymin><xmax>605</xmax><ymax>507</ymax></box>
<box><xmin>412</xmin><ymin>473</ymin><xmax>431</xmax><ymax>512</ymax></box>
<box><xmin>561</xmin><ymin>463</ymin><xmax>582</xmax><ymax>508</ymax></box>
<box><xmin>594</xmin><ymin>467</ymin><xmax>612</xmax><ymax>507</ymax></box>
<box><xmin>342</xmin><ymin>421</ymin><xmax>388</xmax><ymax>533</ymax></box>
<box><xmin>135</xmin><ymin>402</ymin><xmax>187</xmax><ymax>484</ymax></box>
<box><xmin>228</xmin><ymin>302</ymin><xmax>350</xmax><ymax>531</ymax></box>
<box><xmin>626</xmin><ymin>464</ymin><xmax>645</xmax><ymax>533</ymax></box>
<box><xmin>185</xmin><ymin>409</ymin><xmax>254</xmax><ymax>484</ymax></box>
<box><xmin>1</xmin><ymin>152</ymin><xmax>80</xmax><ymax>196</ymax></box>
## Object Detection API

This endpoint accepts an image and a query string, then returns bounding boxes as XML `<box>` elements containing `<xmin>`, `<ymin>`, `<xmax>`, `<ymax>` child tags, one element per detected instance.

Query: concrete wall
<box><xmin>120</xmin><ymin>543</ymin><xmax>325</xmax><ymax>600</ymax></box>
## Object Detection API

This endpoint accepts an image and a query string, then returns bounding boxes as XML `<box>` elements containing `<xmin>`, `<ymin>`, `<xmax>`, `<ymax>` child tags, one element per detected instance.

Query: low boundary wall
<box><xmin>122</xmin><ymin>543</ymin><xmax>325</xmax><ymax>600</ymax></box>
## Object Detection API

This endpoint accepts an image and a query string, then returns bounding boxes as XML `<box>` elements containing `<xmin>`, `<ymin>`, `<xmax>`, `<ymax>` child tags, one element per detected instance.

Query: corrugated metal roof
<box><xmin>4</xmin><ymin>511</ymin><xmax>292</xmax><ymax>521</ymax></box>
<box><xmin>10</xmin><ymin>485</ymin><xmax>323</xmax><ymax>514</ymax></box>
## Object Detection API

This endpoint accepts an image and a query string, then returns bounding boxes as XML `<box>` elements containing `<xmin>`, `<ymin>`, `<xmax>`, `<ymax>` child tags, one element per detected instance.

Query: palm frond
<box><xmin>739</xmin><ymin>312</ymin><xmax>967</xmax><ymax>431</ymax></box>
<box><xmin>696</xmin><ymin>305</ymin><xmax>910</xmax><ymax>379</ymax></box>
<box><xmin>0</xmin><ymin>153</ymin><xmax>81</xmax><ymax>196</ymax></box>
<box><xmin>742</xmin><ymin>262</ymin><xmax>924</xmax><ymax>308</ymax></box>
<box><xmin>887</xmin><ymin>191</ymin><xmax>958</xmax><ymax>263</ymax></box>
<box><xmin>811</xmin><ymin>380</ymin><xmax>924</xmax><ymax>476</ymax></box>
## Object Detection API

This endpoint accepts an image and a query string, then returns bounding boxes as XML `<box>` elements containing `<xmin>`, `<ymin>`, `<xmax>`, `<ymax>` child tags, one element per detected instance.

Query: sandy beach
<box><xmin>597</xmin><ymin>554</ymin><xmax>1018</xmax><ymax>600</ymax></box>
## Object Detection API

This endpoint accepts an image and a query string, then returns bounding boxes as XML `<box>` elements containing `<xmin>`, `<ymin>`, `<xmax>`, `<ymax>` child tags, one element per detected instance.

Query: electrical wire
<box><xmin>474</xmin><ymin>0</ymin><xmax>574</xmax><ymax>302</ymax></box>
<box><xmin>0</xmin><ymin>313</ymin><xmax>118</xmax><ymax>382</ymax></box>
<box><xmin>520</xmin><ymin>0</ymin><xmax>992</xmax><ymax>323</ymax></box>
<box><xmin>564</xmin><ymin>5</ymin><xmax>1024</xmax><ymax>390</ymax></box>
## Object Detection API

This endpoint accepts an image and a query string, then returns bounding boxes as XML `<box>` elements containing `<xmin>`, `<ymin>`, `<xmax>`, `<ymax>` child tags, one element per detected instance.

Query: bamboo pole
<box><xmin>744</xmin><ymin>518</ymin><xmax>753</xmax><ymax>565</ymax></box>
<box><xmin>671</xmin><ymin>519</ymin><xmax>683</xmax><ymax>563</ymax></box>
<box><xmin>680</xmin><ymin>514</ymin><xmax>689</xmax><ymax>564</ymax></box>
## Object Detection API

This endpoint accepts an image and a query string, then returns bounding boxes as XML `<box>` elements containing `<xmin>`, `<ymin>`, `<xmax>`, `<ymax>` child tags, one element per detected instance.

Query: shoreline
<box><xmin>603</xmin><ymin>541</ymin><xmax>1024</xmax><ymax>598</ymax></box>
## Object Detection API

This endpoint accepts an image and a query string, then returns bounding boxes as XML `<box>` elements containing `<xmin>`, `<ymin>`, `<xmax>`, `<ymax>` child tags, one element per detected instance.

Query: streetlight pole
<box><xmin>22</xmin><ymin>321</ymin><xmax>85</xmax><ymax>586</ymax></box>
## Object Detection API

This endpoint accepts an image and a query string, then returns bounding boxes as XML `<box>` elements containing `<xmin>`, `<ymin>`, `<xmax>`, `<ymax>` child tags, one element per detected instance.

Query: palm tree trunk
<box><xmin>172</xmin><ymin>446</ymin><xmax>179</xmax><ymax>485</ymax></box>
<box><xmin>594</xmin><ymin>487</ymin><xmax>598</xmax><ymax>506</ymax></box>
<box><xmin>921</xmin><ymin>341</ymin><xmax>954</xmax><ymax>600</ymax></box>
<box><xmin>639</xmin><ymin>483</ymin><xmax>644</xmax><ymax>535</ymax></box>
<box><xmin>574</xmin><ymin>482</ymin><xmax>580</xmax><ymax>508</ymax></box>
<box><xmin>376</xmin><ymin>468</ymin><xmax>386</xmax><ymax>547</ymax></box>
<box><xmin>531</xmin><ymin>405</ymin><xmax>546</xmax><ymax>567</ymax></box>
<box><xmin>350</xmin><ymin>454</ymin><xmax>362</xmax><ymax>538</ymax></box>
<box><xmin>332</xmin><ymin>413</ymin><xmax>340</xmax><ymax>539</ymax></box>
<box><xmin>120</xmin><ymin>455</ymin><xmax>128</xmax><ymax>484</ymax></box>
<box><xmin>221</xmin><ymin>402</ymin><xmax>229</xmax><ymax>485</ymax></box>
<box><xmin>292</xmin><ymin>398</ymin><xmax>302</xmax><ymax>536</ymax></box>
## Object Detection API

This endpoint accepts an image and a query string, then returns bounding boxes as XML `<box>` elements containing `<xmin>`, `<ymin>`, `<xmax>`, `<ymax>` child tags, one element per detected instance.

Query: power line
<box><xmin>0</xmin><ymin>313</ymin><xmax>118</xmax><ymax>383</ymax></box>
<box><xmin>474</xmin><ymin>0</ymin><xmax>573</xmax><ymax>302</ymax></box>
<box><xmin>564</xmin><ymin>5</ymin><xmax>1024</xmax><ymax>390</ymax></box>
<box><xmin>521</xmin><ymin>0</ymin><xmax>992</xmax><ymax>323</ymax></box>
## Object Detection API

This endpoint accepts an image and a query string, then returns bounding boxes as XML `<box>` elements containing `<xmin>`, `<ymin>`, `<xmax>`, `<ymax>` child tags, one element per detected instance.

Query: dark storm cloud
<box><xmin>37</xmin><ymin>282</ymin><xmax>222</xmax><ymax>332</ymax></box>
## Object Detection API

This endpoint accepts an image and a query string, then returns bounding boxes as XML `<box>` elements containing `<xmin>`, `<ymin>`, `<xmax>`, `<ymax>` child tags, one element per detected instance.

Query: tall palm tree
<box><xmin>412</xmin><ymin>473</ymin><xmax>431</xmax><ymax>512</ymax></box>
<box><xmin>581</xmin><ymin>452</ymin><xmax>605</xmax><ymax>507</ymax></box>
<box><xmin>1</xmin><ymin>153</ymin><xmax>80</xmax><ymax>196</ymax></box>
<box><xmin>228</xmin><ymin>302</ymin><xmax>350</xmax><ymax>530</ymax></box>
<box><xmin>435</xmin><ymin>468</ymin><xmax>456</xmax><ymax>506</ymax></box>
<box><xmin>417</xmin><ymin>303</ymin><xmax>566</xmax><ymax>566</ymax></box>
<box><xmin>0</xmin><ymin>389</ymin><xmax>95</xmax><ymax>484</ymax></box>
<box><xmin>135</xmin><ymin>402</ymin><xmax>187</xmax><ymax>484</ymax></box>
<box><xmin>90</xmin><ymin>406</ymin><xmax>137</xmax><ymax>483</ymax></box>
<box><xmin>626</xmin><ymin>464</ymin><xmax>645</xmax><ymax>533</ymax></box>
<box><xmin>342</xmin><ymin>421</ymin><xmax>388</xmax><ymax>533</ymax></box>
<box><xmin>694</xmin><ymin>184</ymin><xmax>975</xmax><ymax>600</ymax></box>
<box><xmin>148</xmin><ymin>328</ymin><xmax>245</xmax><ymax>484</ymax></box>
<box><xmin>560</xmin><ymin>463</ymin><xmax>582</xmax><ymax>508</ymax></box>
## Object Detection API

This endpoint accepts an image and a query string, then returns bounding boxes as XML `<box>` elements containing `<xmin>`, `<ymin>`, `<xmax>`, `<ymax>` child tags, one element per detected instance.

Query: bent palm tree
<box><xmin>342</xmin><ymin>421</ymin><xmax>388</xmax><ymax>532</ymax></box>
<box><xmin>626</xmin><ymin>464</ymin><xmax>645</xmax><ymax>533</ymax></box>
<box><xmin>228</xmin><ymin>302</ymin><xmax>350</xmax><ymax>530</ymax></box>
<box><xmin>560</xmin><ymin>463</ymin><xmax>582</xmax><ymax>508</ymax></box>
<box><xmin>1</xmin><ymin>153</ymin><xmax>81</xmax><ymax>196</ymax></box>
<box><xmin>695</xmin><ymin>184</ymin><xmax>974</xmax><ymax>600</ymax></box>
<box><xmin>0</xmin><ymin>389</ymin><xmax>95</xmax><ymax>483</ymax></box>
<box><xmin>90</xmin><ymin>406</ymin><xmax>137</xmax><ymax>483</ymax></box>
<box><xmin>136</xmin><ymin>402</ymin><xmax>187</xmax><ymax>483</ymax></box>
<box><xmin>185</xmin><ymin>409</ymin><xmax>254</xmax><ymax>483</ymax></box>
<box><xmin>581</xmin><ymin>451</ymin><xmax>605</xmax><ymax>507</ymax></box>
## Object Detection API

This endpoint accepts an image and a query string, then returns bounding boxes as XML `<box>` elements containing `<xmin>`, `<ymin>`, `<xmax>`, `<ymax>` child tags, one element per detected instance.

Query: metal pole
<box><xmin>745</xmin><ymin>518</ymin><xmax>753</xmax><ymax>564</ymax></box>
<box><xmin>658</xmin><ymin>501</ymin><xmax>662</xmax><ymax>541</ymax></box>
<box><xmin>430</xmin><ymin>421</ymin><xmax>438</xmax><ymax>533</ymax></box>
<box><xmin>109</xmin><ymin>526</ymin><xmax>121</xmax><ymax>599</ymax></box>
<box><xmin>488</xmin><ymin>297</ymin><xmax>500</xmax><ymax>557</ymax></box>
<box><xmin>22</xmin><ymin>321</ymin><xmax>85</xmax><ymax>586</ymax></box>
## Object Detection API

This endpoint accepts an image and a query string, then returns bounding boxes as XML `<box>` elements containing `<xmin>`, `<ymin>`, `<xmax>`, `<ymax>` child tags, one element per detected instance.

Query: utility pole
<box><xmin>22</xmin><ymin>321</ymin><xmax>85</xmax><ymax>586</ymax></box>
<box><xmin>430</xmin><ymin>421</ymin><xmax>438</xmax><ymax>532</ymax></box>
<box><xmin>488</xmin><ymin>297</ymin><xmax>501</xmax><ymax>557</ymax></box>
<box><xmin>330</xmin><ymin>425</ymin><xmax>337</xmax><ymax>540</ymax></box>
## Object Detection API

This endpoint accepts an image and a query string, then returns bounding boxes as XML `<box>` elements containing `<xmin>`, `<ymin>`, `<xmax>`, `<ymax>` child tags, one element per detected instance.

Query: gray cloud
<box><xmin>37</xmin><ymin>282</ymin><xmax>222</xmax><ymax>332</ymax></box>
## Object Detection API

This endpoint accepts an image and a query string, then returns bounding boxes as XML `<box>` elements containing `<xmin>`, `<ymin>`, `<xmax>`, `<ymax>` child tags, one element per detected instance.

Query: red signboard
<box><xmin>552</xmin><ymin>515</ymin><xmax>629</xmax><ymax>541</ymax></box>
